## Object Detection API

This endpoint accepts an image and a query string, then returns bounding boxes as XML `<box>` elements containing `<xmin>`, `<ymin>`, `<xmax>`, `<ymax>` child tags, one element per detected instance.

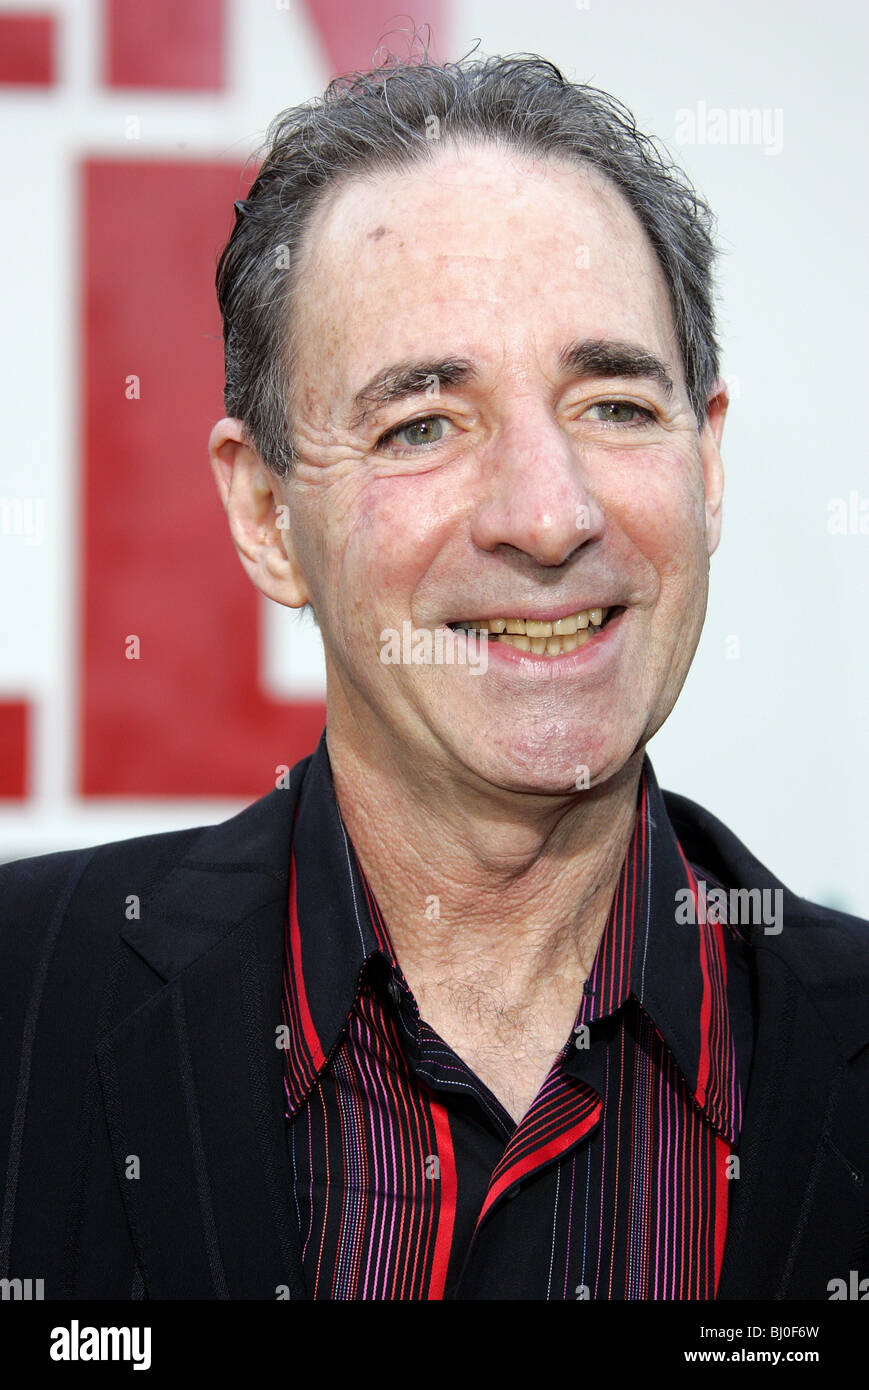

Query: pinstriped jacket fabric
<box><xmin>1</xmin><ymin>751</ymin><xmax>868</xmax><ymax>1300</ymax></box>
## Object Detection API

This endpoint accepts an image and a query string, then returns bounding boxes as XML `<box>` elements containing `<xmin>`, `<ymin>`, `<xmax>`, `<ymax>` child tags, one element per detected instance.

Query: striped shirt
<box><xmin>280</xmin><ymin>734</ymin><xmax>754</xmax><ymax>1299</ymax></box>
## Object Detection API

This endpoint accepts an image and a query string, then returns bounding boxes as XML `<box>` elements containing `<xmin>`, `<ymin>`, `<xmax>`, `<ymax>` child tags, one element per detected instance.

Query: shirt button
<box><xmin>387</xmin><ymin>979</ymin><xmax>402</xmax><ymax>1005</ymax></box>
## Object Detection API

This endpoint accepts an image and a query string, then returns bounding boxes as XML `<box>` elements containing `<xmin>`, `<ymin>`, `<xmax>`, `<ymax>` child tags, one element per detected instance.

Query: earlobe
<box><xmin>703</xmin><ymin>447</ymin><xmax>724</xmax><ymax>556</ymax></box>
<box><xmin>207</xmin><ymin>417</ymin><xmax>311</xmax><ymax>610</ymax></box>
<box><xmin>701</xmin><ymin>381</ymin><xmax>727</xmax><ymax>556</ymax></box>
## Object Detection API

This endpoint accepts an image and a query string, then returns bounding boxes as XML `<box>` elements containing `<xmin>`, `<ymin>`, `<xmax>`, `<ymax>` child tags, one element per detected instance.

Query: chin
<box><xmin>454</xmin><ymin>735</ymin><xmax>630</xmax><ymax>798</ymax></box>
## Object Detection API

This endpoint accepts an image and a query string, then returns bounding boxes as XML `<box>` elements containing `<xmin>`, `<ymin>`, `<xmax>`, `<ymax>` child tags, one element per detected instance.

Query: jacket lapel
<box><xmin>95</xmin><ymin>773</ymin><xmax>311</xmax><ymax>1300</ymax></box>
<box><xmin>716</xmin><ymin>935</ymin><xmax>863</xmax><ymax>1299</ymax></box>
<box><xmin>664</xmin><ymin>789</ymin><xmax>869</xmax><ymax>1300</ymax></box>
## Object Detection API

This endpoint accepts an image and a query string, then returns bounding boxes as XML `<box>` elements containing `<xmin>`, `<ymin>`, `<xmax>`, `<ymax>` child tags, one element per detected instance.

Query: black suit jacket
<box><xmin>1</xmin><ymin>754</ymin><xmax>868</xmax><ymax>1300</ymax></box>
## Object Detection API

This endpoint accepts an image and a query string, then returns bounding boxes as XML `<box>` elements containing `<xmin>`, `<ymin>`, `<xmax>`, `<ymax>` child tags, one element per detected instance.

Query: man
<box><xmin>2</xmin><ymin>54</ymin><xmax>867</xmax><ymax>1302</ymax></box>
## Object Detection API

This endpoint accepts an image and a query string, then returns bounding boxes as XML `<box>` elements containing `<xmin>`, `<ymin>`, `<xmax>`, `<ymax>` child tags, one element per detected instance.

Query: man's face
<box><xmin>275</xmin><ymin>141</ymin><xmax>724</xmax><ymax>794</ymax></box>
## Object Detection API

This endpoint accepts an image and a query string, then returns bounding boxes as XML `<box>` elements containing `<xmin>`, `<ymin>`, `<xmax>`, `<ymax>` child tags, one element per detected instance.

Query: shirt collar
<box><xmin>281</xmin><ymin>732</ymin><xmax>393</xmax><ymax>1114</ymax></box>
<box><xmin>281</xmin><ymin>732</ymin><xmax>742</xmax><ymax>1144</ymax></box>
<box><xmin>571</xmin><ymin>761</ymin><xmax>743</xmax><ymax>1143</ymax></box>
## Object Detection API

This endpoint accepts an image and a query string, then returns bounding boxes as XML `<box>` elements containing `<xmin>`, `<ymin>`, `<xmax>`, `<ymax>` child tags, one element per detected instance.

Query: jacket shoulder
<box><xmin>1</xmin><ymin>824</ymin><xmax>210</xmax><ymax>939</ymax></box>
<box><xmin>0</xmin><ymin>825</ymin><xmax>218</xmax><ymax>1049</ymax></box>
<box><xmin>663</xmin><ymin>786</ymin><xmax>869</xmax><ymax>1057</ymax></box>
<box><xmin>663</xmin><ymin>786</ymin><xmax>869</xmax><ymax>933</ymax></box>
<box><xmin>0</xmin><ymin>769</ymin><xmax>306</xmax><ymax>985</ymax></box>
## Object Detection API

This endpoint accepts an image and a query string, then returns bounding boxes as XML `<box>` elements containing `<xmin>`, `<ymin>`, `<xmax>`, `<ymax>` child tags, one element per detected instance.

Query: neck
<box><xmin>325</xmin><ymin>720</ymin><xmax>645</xmax><ymax>1008</ymax></box>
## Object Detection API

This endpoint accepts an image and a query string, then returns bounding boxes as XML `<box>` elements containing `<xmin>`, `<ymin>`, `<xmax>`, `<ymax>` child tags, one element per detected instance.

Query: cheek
<box><xmin>339</xmin><ymin>472</ymin><xmax>457</xmax><ymax>607</ymax></box>
<box><xmin>605</xmin><ymin>450</ymin><xmax>708</xmax><ymax>589</ymax></box>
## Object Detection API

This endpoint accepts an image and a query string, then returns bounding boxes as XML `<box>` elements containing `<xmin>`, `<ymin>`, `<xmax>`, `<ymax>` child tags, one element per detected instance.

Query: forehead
<box><xmin>290</xmin><ymin>141</ymin><xmax>678</xmax><ymax>418</ymax></box>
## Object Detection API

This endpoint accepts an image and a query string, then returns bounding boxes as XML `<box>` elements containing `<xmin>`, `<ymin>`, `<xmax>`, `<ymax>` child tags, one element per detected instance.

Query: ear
<box><xmin>699</xmin><ymin>379</ymin><xmax>728</xmax><ymax>557</ymax></box>
<box><xmin>208</xmin><ymin>417</ymin><xmax>311</xmax><ymax>609</ymax></box>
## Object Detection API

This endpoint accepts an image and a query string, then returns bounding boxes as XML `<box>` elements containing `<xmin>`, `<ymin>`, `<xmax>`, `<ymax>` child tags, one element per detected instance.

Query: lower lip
<box><xmin>445</xmin><ymin>609</ymin><xmax>627</xmax><ymax>675</ymax></box>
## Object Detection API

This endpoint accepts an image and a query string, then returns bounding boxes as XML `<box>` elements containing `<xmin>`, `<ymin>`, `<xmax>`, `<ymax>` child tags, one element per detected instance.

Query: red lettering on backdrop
<box><xmin>103</xmin><ymin>0</ymin><xmax>224</xmax><ymax>91</ymax></box>
<box><xmin>0</xmin><ymin>15</ymin><xmax>56</xmax><ymax>86</ymax></box>
<box><xmin>81</xmin><ymin>160</ymin><xmax>324</xmax><ymax>796</ymax></box>
<box><xmin>0</xmin><ymin>702</ymin><xmax>29</xmax><ymax>798</ymax></box>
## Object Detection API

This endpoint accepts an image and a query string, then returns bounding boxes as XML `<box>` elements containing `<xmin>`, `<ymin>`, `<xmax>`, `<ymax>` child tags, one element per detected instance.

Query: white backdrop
<box><xmin>1</xmin><ymin>0</ymin><xmax>867</xmax><ymax>916</ymax></box>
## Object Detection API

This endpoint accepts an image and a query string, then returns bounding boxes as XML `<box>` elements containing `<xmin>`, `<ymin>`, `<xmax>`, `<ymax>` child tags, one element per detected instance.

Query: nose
<box><xmin>470</xmin><ymin>405</ymin><xmax>605</xmax><ymax>566</ymax></box>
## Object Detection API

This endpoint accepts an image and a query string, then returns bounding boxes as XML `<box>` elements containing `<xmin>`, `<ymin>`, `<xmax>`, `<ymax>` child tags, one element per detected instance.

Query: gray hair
<box><xmin>216</xmin><ymin>53</ymin><xmax>720</xmax><ymax>479</ymax></box>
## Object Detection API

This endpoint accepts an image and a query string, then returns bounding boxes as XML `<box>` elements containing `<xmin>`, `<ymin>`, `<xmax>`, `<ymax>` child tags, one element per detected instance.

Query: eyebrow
<box><xmin>346</xmin><ymin>338</ymin><xmax>674</xmax><ymax>431</ymax></box>
<box><xmin>558</xmin><ymin>339</ymin><xmax>675</xmax><ymax>400</ymax></box>
<box><xmin>348</xmin><ymin>358</ymin><xmax>477</xmax><ymax>430</ymax></box>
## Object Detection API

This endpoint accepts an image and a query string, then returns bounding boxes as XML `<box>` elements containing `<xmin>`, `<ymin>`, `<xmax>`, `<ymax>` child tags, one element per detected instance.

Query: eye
<box><xmin>376</xmin><ymin>414</ymin><xmax>449</xmax><ymax>451</ymax></box>
<box><xmin>583</xmin><ymin>401</ymin><xmax>656</xmax><ymax>426</ymax></box>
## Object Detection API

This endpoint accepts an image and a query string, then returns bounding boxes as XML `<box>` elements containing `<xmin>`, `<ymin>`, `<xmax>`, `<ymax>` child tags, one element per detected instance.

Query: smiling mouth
<box><xmin>447</xmin><ymin>607</ymin><xmax>623</xmax><ymax>657</ymax></box>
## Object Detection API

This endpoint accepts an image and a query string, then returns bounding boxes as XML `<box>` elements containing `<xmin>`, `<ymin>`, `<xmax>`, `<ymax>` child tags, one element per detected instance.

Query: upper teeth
<box><xmin>456</xmin><ymin>608</ymin><xmax>606</xmax><ymax>635</ymax></box>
